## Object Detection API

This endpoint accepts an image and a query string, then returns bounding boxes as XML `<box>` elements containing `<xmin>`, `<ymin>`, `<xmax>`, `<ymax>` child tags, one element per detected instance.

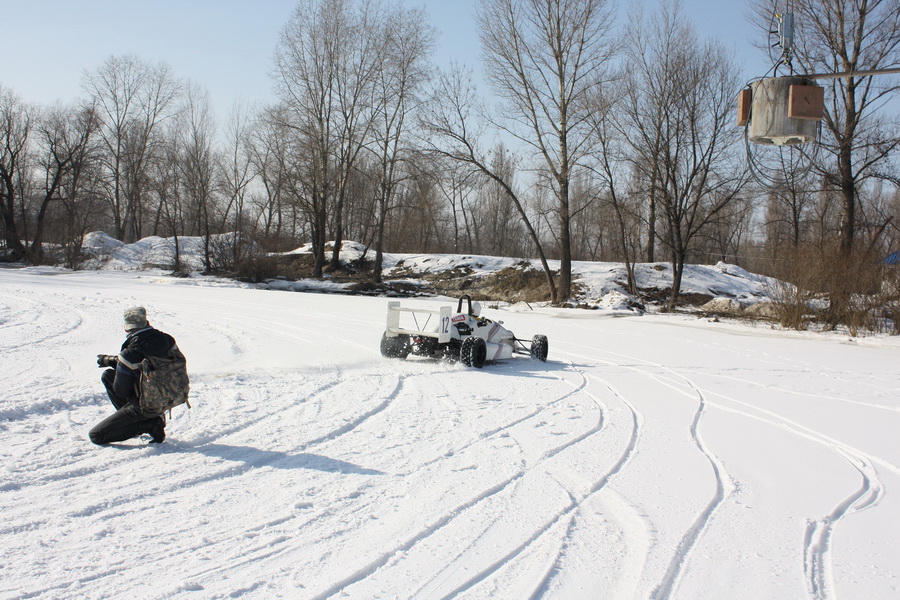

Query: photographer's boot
<box><xmin>144</xmin><ymin>417</ymin><xmax>166</xmax><ymax>444</ymax></box>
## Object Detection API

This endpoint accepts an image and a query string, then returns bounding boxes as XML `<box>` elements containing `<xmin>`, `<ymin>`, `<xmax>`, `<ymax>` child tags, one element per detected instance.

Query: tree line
<box><xmin>1</xmin><ymin>0</ymin><xmax>898</xmax><ymax>308</ymax></box>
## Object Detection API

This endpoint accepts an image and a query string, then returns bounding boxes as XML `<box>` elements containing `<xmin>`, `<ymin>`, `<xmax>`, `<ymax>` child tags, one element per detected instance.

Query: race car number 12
<box><xmin>440</xmin><ymin>316</ymin><xmax>450</xmax><ymax>335</ymax></box>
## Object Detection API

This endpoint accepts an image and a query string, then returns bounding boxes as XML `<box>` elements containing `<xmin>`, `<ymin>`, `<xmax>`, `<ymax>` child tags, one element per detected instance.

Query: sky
<box><xmin>1</xmin><ymin>0</ymin><xmax>771</xmax><ymax>121</ymax></box>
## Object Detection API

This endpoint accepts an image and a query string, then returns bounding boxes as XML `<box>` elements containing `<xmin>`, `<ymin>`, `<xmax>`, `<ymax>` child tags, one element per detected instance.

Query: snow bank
<box><xmin>76</xmin><ymin>233</ymin><xmax>786</xmax><ymax>316</ymax></box>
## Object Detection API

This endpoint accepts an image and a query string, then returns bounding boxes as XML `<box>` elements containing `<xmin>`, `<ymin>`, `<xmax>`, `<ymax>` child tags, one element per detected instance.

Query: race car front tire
<box><xmin>460</xmin><ymin>336</ymin><xmax>486</xmax><ymax>368</ymax></box>
<box><xmin>530</xmin><ymin>335</ymin><xmax>548</xmax><ymax>362</ymax></box>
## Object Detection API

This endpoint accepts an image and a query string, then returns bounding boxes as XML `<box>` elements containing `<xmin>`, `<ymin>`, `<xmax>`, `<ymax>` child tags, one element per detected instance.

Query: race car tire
<box><xmin>460</xmin><ymin>336</ymin><xmax>486</xmax><ymax>368</ymax></box>
<box><xmin>380</xmin><ymin>332</ymin><xmax>410</xmax><ymax>359</ymax></box>
<box><xmin>530</xmin><ymin>334</ymin><xmax>548</xmax><ymax>362</ymax></box>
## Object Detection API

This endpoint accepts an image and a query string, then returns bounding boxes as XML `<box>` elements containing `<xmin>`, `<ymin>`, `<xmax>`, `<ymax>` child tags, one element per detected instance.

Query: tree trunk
<box><xmin>557</xmin><ymin>178</ymin><xmax>572</xmax><ymax>303</ymax></box>
<box><xmin>667</xmin><ymin>250</ymin><xmax>685</xmax><ymax>312</ymax></box>
<box><xmin>646</xmin><ymin>180</ymin><xmax>657</xmax><ymax>262</ymax></box>
<box><xmin>1</xmin><ymin>176</ymin><xmax>26</xmax><ymax>259</ymax></box>
<box><xmin>328</xmin><ymin>189</ymin><xmax>345</xmax><ymax>273</ymax></box>
<box><xmin>373</xmin><ymin>196</ymin><xmax>387</xmax><ymax>284</ymax></box>
<box><xmin>838</xmin><ymin>146</ymin><xmax>855</xmax><ymax>252</ymax></box>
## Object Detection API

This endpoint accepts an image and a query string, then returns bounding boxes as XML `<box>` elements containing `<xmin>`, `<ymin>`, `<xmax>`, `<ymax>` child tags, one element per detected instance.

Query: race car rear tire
<box><xmin>460</xmin><ymin>336</ymin><xmax>486</xmax><ymax>368</ymax></box>
<box><xmin>380</xmin><ymin>332</ymin><xmax>410</xmax><ymax>359</ymax></box>
<box><xmin>530</xmin><ymin>334</ymin><xmax>548</xmax><ymax>362</ymax></box>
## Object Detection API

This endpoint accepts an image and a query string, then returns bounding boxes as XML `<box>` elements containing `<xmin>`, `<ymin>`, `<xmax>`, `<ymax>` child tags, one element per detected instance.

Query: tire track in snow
<box><xmin>556</xmin><ymin>345</ymin><xmax>733</xmax><ymax>600</ymax></box>
<box><xmin>309</xmin><ymin>363</ymin><xmax>619</xmax><ymax>599</ymax></box>
<box><xmin>576</xmin><ymin>330</ymin><xmax>896</xmax><ymax>600</ymax></box>
<box><xmin>647</xmin><ymin>373</ymin><xmax>731</xmax><ymax>600</ymax></box>
<box><xmin>527</xmin><ymin>369</ymin><xmax>645</xmax><ymax>600</ymax></box>
<box><xmin>683</xmin><ymin>368</ymin><xmax>900</xmax><ymax>415</ymax></box>
<box><xmin>176</xmin><ymin>299</ymin><xmax>376</xmax><ymax>358</ymax></box>
<box><xmin>146</xmin><ymin>370</ymin><xmax>396</xmax><ymax>495</ymax></box>
<box><xmin>611</xmin><ymin>359</ymin><xmax>732</xmax><ymax>600</ymax></box>
<box><xmin>406</xmin><ymin>364</ymin><xmax>611</xmax><ymax>598</ymax></box>
<box><xmin>307</xmin><ymin>471</ymin><xmax>529</xmax><ymax>600</ymax></box>
<box><xmin>0</xmin><ymin>288</ymin><xmax>87</xmax><ymax>350</ymax></box>
<box><xmin>25</xmin><ymin>368</ymin><xmax>391</xmax><ymax>525</ymax></box>
<box><xmin>422</xmin><ymin>362</ymin><xmax>644</xmax><ymax>600</ymax></box>
<box><xmin>75</xmin><ymin>369</ymin><xmax>410</xmax><ymax>588</ymax></box>
<box><xmin>360</xmin><ymin>362</ymin><xmax>640</xmax><ymax>600</ymax></box>
<box><xmin>0</xmin><ymin>288</ymin><xmax>95</xmax><ymax>405</ymax></box>
<box><xmin>398</xmin><ymin>362</ymin><xmax>594</xmax><ymax>478</ymax></box>
<box><xmin>550</xmin><ymin>341</ymin><xmax>891</xmax><ymax>600</ymax></box>
<box><xmin>25</xmin><ymin>306</ymin><xmax>402</xmax><ymax>532</ymax></box>
<box><xmin>542</xmin><ymin>365</ymin><xmax>606</xmax><ymax>461</ymax></box>
<box><xmin>701</xmin><ymin>390</ymin><xmax>888</xmax><ymax>600</ymax></box>
<box><xmin>435</xmin><ymin>489</ymin><xmax>581</xmax><ymax>600</ymax></box>
<box><xmin>5</xmin><ymin>375</ymin><xmax>280</xmax><ymax>492</ymax></box>
<box><xmin>803</xmin><ymin>450</ymin><xmax>882</xmax><ymax>600</ymax></box>
<box><xmin>294</xmin><ymin>370</ymin><xmax>406</xmax><ymax>451</ymax></box>
<box><xmin>168</xmin><ymin>300</ymin><xmax>399</xmax><ymax>444</ymax></box>
<box><xmin>11</xmin><ymin>370</ymin><xmax>404</xmax><ymax>592</ymax></box>
<box><xmin>11</xmin><ymin>295</ymin><xmax>398</xmax><ymax>527</ymax></box>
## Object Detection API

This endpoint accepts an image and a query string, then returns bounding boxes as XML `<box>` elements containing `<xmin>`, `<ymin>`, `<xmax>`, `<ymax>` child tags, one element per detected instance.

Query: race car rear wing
<box><xmin>386</xmin><ymin>301</ymin><xmax>453</xmax><ymax>344</ymax></box>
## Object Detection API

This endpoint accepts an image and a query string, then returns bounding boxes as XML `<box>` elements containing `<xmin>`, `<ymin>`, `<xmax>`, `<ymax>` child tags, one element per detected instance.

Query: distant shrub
<box><xmin>231</xmin><ymin>253</ymin><xmax>282</xmax><ymax>283</ymax></box>
<box><xmin>767</xmin><ymin>244</ymin><xmax>895</xmax><ymax>335</ymax></box>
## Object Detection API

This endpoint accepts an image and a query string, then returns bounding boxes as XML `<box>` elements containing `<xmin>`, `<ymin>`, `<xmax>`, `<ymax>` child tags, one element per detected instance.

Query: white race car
<box><xmin>380</xmin><ymin>294</ymin><xmax>548</xmax><ymax>368</ymax></box>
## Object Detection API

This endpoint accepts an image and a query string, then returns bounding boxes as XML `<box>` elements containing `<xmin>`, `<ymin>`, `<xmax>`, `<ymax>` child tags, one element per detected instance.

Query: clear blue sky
<box><xmin>0</xmin><ymin>0</ymin><xmax>768</xmax><ymax>120</ymax></box>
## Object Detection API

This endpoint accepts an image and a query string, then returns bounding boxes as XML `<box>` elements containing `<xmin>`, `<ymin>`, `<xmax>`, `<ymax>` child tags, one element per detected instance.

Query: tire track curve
<box><xmin>307</xmin><ymin>362</ymin><xmax>621</xmax><ymax>599</ymax></box>
<box><xmin>557</xmin><ymin>346</ymin><xmax>733</xmax><ymax>600</ymax></box>
<box><xmin>702</xmin><ymin>389</ymin><xmax>888</xmax><ymax>600</ymax></box>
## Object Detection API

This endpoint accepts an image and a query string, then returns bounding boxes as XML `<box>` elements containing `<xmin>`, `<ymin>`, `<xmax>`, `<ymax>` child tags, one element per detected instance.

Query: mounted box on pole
<box><xmin>737</xmin><ymin>88</ymin><xmax>752</xmax><ymax>126</ymax></box>
<box><xmin>788</xmin><ymin>84</ymin><xmax>825</xmax><ymax>120</ymax></box>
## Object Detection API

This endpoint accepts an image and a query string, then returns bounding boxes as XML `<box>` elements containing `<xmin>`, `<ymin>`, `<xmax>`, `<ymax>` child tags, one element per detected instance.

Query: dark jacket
<box><xmin>113</xmin><ymin>326</ymin><xmax>177</xmax><ymax>401</ymax></box>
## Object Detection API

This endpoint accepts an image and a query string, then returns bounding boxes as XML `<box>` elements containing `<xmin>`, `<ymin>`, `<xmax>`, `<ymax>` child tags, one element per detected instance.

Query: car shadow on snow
<box><xmin>475</xmin><ymin>358</ymin><xmax>560</xmax><ymax>379</ymax></box>
<box><xmin>185</xmin><ymin>442</ymin><xmax>385</xmax><ymax>475</ymax></box>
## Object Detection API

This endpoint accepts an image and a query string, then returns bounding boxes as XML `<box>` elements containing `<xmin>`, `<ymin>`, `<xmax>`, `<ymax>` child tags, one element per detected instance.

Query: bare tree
<box><xmin>0</xmin><ymin>86</ymin><xmax>31</xmax><ymax>259</ymax></box>
<box><xmin>274</xmin><ymin>0</ymin><xmax>362</xmax><ymax>275</ymax></box>
<box><xmin>586</xmin><ymin>88</ymin><xmax>642</xmax><ymax>293</ymax></box>
<box><xmin>473</xmin><ymin>144</ymin><xmax>528</xmax><ymax>257</ymax></box>
<box><xmin>176</xmin><ymin>82</ymin><xmax>217</xmax><ymax>271</ymax></box>
<box><xmin>765</xmin><ymin>184</ymin><xmax>819</xmax><ymax>250</ymax></box>
<box><xmin>623</xmin><ymin>3</ymin><xmax>747</xmax><ymax>309</ymax></box>
<box><xmin>477</xmin><ymin>0</ymin><xmax>618</xmax><ymax>302</ymax></box>
<box><xmin>368</xmin><ymin>3</ymin><xmax>435</xmax><ymax>282</ymax></box>
<box><xmin>420</xmin><ymin>65</ymin><xmax>558</xmax><ymax>300</ymax></box>
<box><xmin>328</xmin><ymin>1</ymin><xmax>387</xmax><ymax>272</ymax></box>
<box><xmin>30</xmin><ymin>104</ymin><xmax>100</xmax><ymax>263</ymax></box>
<box><xmin>149</xmin><ymin>123</ymin><xmax>193</xmax><ymax>272</ymax></box>
<box><xmin>218</xmin><ymin>101</ymin><xmax>257</xmax><ymax>263</ymax></box>
<box><xmin>83</xmin><ymin>55</ymin><xmax>180</xmax><ymax>242</ymax></box>
<box><xmin>57</xmin><ymin>105</ymin><xmax>104</xmax><ymax>268</ymax></box>
<box><xmin>0</xmin><ymin>92</ymin><xmax>102</xmax><ymax>265</ymax></box>
<box><xmin>432</xmin><ymin>158</ymin><xmax>480</xmax><ymax>253</ymax></box>
<box><xmin>250</xmin><ymin>108</ymin><xmax>293</xmax><ymax>243</ymax></box>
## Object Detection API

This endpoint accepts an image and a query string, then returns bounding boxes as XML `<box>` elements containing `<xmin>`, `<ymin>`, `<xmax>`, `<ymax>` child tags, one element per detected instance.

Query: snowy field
<box><xmin>1</xmin><ymin>266</ymin><xmax>898</xmax><ymax>600</ymax></box>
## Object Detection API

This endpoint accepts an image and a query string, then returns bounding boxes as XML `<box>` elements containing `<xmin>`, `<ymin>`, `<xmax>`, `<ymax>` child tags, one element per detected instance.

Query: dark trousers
<box><xmin>89</xmin><ymin>369</ymin><xmax>163</xmax><ymax>445</ymax></box>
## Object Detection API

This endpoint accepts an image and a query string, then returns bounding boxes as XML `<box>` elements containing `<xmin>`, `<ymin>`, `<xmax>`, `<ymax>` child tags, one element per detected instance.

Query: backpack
<box><xmin>138</xmin><ymin>345</ymin><xmax>191</xmax><ymax>418</ymax></box>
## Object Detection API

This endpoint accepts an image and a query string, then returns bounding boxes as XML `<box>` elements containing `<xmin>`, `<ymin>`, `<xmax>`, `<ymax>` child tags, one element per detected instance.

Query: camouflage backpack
<box><xmin>139</xmin><ymin>346</ymin><xmax>191</xmax><ymax>418</ymax></box>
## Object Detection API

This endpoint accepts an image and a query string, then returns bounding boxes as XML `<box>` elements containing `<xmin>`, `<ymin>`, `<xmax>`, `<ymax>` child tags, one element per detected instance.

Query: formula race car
<box><xmin>380</xmin><ymin>294</ymin><xmax>548</xmax><ymax>368</ymax></box>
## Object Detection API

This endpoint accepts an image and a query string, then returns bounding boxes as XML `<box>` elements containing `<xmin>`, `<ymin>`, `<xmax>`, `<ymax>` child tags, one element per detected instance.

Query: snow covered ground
<box><xmin>1</xmin><ymin>264</ymin><xmax>898</xmax><ymax>600</ymax></box>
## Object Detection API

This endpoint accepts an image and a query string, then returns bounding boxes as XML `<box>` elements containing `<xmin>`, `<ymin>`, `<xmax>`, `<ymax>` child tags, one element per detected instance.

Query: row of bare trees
<box><xmin>2</xmin><ymin>0</ymin><xmax>899</xmax><ymax>307</ymax></box>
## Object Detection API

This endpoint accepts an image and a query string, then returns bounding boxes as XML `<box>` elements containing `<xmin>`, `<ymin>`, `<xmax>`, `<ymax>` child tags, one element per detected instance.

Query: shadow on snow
<box><xmin>187</xmin><ymin>442</ymin><xmax>385</xmax><ymax>475</ymax></box>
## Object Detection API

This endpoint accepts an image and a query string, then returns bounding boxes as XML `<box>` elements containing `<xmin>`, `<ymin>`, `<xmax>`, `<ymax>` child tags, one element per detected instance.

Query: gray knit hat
<box><xmin>123</xmin><ymin>306</ymin><xmax>148</xmax><ymax>331</ymax></box>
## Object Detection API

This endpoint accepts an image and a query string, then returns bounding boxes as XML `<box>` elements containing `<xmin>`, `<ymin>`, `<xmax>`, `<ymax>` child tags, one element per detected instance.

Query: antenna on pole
<box><xmin>777</xmin><ymin>12</ymin><xmax>794</xmax><ymax>72</ymax></box>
